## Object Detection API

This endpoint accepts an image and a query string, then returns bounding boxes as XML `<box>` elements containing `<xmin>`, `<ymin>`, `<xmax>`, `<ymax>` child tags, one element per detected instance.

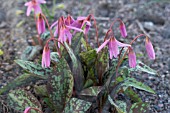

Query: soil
<box><xmin>0</xmin><ymin>0</ymin><xmax>170</xmax><ymax>113</ymax></box>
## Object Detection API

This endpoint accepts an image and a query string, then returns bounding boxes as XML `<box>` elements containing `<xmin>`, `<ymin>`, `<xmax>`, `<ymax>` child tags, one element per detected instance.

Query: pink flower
<box><xmin>24</xmin><ymin>107</ymin><xmax>31</xmax><ymax>113</ymax></box>
<box><xmin>25</xmin><ymin>0</ymin><xmax>46</xmax><ymax>16</ymax></box>
<box><xmin>128</xmin><ymin>47</ymin><xmax>136</xmax><ymax>68</ymax></box>
<box><xmin>119</xmin><ymin>22</ymin><xmax>127</xmax><ymax>38</ymax></box>
<box><xmin>97</xmin><ymin>37</ymin><xmax>131</xmax><ymax>59</ymax></box>
<box><xmin>42</xmin><ymin>45</ymin><xmax>50</xmax><ymax>68</ymax></box>
<box><xmin>71</xmin><ymin>15</ymin><xmax>91</xmax><ymax>34</ymax></box>
<box><xmin>145</xmin><ymin>37</ymin><xmax>155</xmax><ymax>59</ymax></box>
<box><xmin>37</xmin><ymin>13</ymin><xmax>45</xmax><ymax>34</ymax></box>
<box><xmin>24</xmin><ymin>107</ymin><xmax>42</xmax><ymax>113</ymax></box>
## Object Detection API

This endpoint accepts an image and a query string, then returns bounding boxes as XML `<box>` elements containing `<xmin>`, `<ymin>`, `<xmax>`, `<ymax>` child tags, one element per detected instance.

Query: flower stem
<box><xmin>34</xmin><ymin>14</ymin><xmax>42</xmax><ymax>45</ymax></box>
<box><xmin>115</xmin><ymin>34</ymin><xmax>148</xmax><ymax>77</ymax></box>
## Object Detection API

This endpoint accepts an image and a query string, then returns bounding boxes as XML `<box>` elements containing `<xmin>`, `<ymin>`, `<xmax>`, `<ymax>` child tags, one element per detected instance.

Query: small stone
<box><xmin>143</xmin><ymin>22</ymin><xmax>155</xmax><ymax>31</ymax></box>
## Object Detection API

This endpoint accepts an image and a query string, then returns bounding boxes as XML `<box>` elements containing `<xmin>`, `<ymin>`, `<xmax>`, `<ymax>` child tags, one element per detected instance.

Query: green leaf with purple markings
<box><xmin>6</xmin><ymin>89</ymin><xmax>41</xmax><ymax>113</ymax></box>
<box><xmin>46</xmin><ymin>56</ymin><xmax>73</xmax><ymax>113</ymax></box>
<box><xmin>80</xmin><ymin>86</ymin><xmax>103</xmax><ymax>97</ymax></box>
<box><xmin>63</xmin><ymin>98</ymin><xmax>92</xmax><ymax>113</ymax></box>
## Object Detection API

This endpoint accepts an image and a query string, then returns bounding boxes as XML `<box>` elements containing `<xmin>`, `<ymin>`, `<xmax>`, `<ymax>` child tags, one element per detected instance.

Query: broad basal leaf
<box><xmin>34</xmin><ymin>85</ymin><xmax>48</xmax><ymax>97</ymax></box>
<box><xmin>108</xmin><ymin>95</ymin><xmax>125</xmax><ymax>113</ymax></box>
<box><xmin>15</xmin><ymin>59</ymin><xmax>52</xmax><ymax>77</ymax></box>
<box><xmin>0</xmin><ymin>73</ymin><xmax>45</xmax><ymax>95</ymax></box>
<box><xmin>63</xmin><ymin>98</ymin><xmax>92</xmax><ymax>113</ymax></box>
<box><xmin>129</xmin><ymin>102</ymin><xmax>149</xmax><ymax>113</ymax></box>
<box><xmin>20</xmin><ymin>45</ymin><xmax>42</xmax><ymax>61</ymax></box>
<box><xmin>7</xmin><ymin>89</ymin><xmax>41</xmax><ymax>113</ymax></box>
<box><xmin>46</xmin><ymin>56</ymin><xmax>73</xmax><ymax>113</ymax></box>
<box><xmin>115</xmin><ymin>78</ymin><xmax>155</xmax><ymax>94</ymax></box>
<box><xmin>80</xmin><ymin>86</ymin><xmax>103</xmax><ymax>97</ymax></box>
<box><xmin>64</xmin><ymin>42</ymin><xmax>84</xmax><ymax>92</ymax></box>
<box><xmin>129</xmin><ymin>60</ymin><xmax>158</xmax><ymax>75</ymax></box>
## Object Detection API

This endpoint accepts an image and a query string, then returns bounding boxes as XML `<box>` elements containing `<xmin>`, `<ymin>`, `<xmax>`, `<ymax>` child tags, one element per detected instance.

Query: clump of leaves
<box><xmin>0</xmin><ymin>0</ymin><xmax>158</xmax><ymax>113</ymax></box>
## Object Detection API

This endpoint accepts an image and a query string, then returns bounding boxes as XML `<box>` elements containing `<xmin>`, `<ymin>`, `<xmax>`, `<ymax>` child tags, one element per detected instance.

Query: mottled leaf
<box><xmin>115</xmin><ymin>78</ymin><xmax>155</xmax><ymax>94</ymax></box>
<box><xmin>46</xmin><ymin>56</ymin><xmax>73</xmax><ymax>113</ymax></box>
<box><xmin>95</xmin><ymin>48</ymin><xmax>109</xmax><ymax>84</ymax></box>
<box><xmin>6</xmin><ymin>89</ymin><xmax>41</xmax><ymax>113</ymax></box>
<box><xmin>129</xmin><ymin>60</ymin><xmax>158</xmax><ymax>75</ymax></box>
<box><xmin>64</xmin><ymin>42</ymin><xmax>84</xmax><ymax>92</ymax></box>
<box><xmin>63</xmin><ymin>98</ymin><xmax>92</xmax><ymax>113</ymax></box>
<box><xmin>129</xmin><ymin>102</ymin><xmax>149</xmax><ymax>113</ymax></box>
<box><xmin>0</xmin><ymin>73</ymin><xmax>45</xmax><ymax>95</ymax></box>
<box><xmin>34</xmin><ymin>85</ymin><xmax>48</xmax><ymax>97</ymax></box>
<box><xmin>108</xmin><ymin>95</ymin><xmax>125</xmax><ymax>113</ymax></box>
<box><xmin>124</xmin><ymin>88</ymin><xmax>142</xmax><ymax>103</ymax></box>
<box><xmin>15</xmin><ymin>59</ymin><xmax>52</xmax><ymax>77</ymax></box>
<box><xmin>80</xmin><ymin>86</ymin><xmax>103</xmax><ymax>97</ymax></box>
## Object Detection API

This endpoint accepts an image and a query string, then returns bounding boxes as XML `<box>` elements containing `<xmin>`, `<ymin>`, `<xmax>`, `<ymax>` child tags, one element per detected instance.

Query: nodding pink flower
<box><xmin>145</xmin><ymin>37</ymin><xmax>155</xmax><ymax>59</ymax></box>
<box><xmin>25</xmin><ymin>0</ymin><xmax>46</xmax><ymax>16</ymax></box>
<box><xmin>119</xmin><ymin>22</ymin><xmax>127</xmax><ymax>38</ymax></box>
<box><xmin>24</xmin><ymin>107</ymin><xmax>42</xmax><ymax>113</ymax></box>
<box><xmin>57</xmin><ymin>24</ymin><xmax>84</xmax><ymax>47</ymax></box>
<box><xmin>71</xmin><ymin>15</ymin><xmax>91</xmax><ymax>35</ymax></box>
<box><xmin>37</xmin><ymin>13</ymin><xmax>45</xmax><ymax>34</ymax></box>
<box><xmin>97</xmin><ymin>37</ymin><xmax>131</xmax><ymax>59</ymax></box>
<box><xmin>42</xmin><ymin>44</ymin><xmax>50</xmax><ymax>68</ymax></box>
<box><xmin>24</xmin><ymin>107</ymin><xmax>31</xmax><ymax>113</ymax></box>
<box><xmin>128</xmin><ymin>47</ymin><xmax>136</xmax><ymax>68</ymax></box>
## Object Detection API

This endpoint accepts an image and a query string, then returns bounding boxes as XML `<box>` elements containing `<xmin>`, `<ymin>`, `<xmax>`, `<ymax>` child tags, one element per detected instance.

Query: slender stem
<box><xmin>34</xmin><ymin>14</ymin><xmax>42</xmax><ymax>45</ymax></box>
<box><xmin>109</xmin><ymin>18</ymin><xmax>123</xmax><ymax>29</ymax></box>
<box><xmin>91</xmin><ymin>14</ymin><xmax>99</xmax><ymax>47</ymax></box>
<box><xmin>115</xmin><ymin>34</ymin><xmax>147</xmax><ymax>77</ymax></box>
<box><xmin>41</xmin><ymin>14</ymin><xmax>54</xmax><ymax>39</ymax></box>
<box><xmin>32</xmin><ymin>107</ymin><xmax>43</xmax><ymax>113</ymax></box>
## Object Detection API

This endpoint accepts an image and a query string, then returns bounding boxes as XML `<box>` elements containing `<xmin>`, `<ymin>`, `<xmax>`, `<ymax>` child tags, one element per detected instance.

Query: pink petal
<box><xmin>33</xmin><ymin>5</ymin><xmax>42</xmax><ymax>14</ymax></box>
<box><xmin>25</xmin><ymin>1</ymin><xmax>31</xmax><ymax>6</ymax></box>
<box><xmin>97</xmin><ymin>39</ymin><xmax>110</xmax><ymax>53</ymax></box>
<box><xmin>24</xmin><ymin>107</ymin><xmax>31</xmax><ymax>113</ymax></box>
<box><xmin>50</xmin><ymin>21</ymin><xmax>58</xmax><ymax>29</ymax></box>
<box><xmin>65</xmin><ymin>30</ymin><xmax>72</xmax><ymax>45</ymax></box>
<box><xmin>116</xmin><ymin>40</ymin><xmax>131</xmax><ymax>47</ymax></box>
<box><xmin>145</xmin><ymin>38</ymin><xmax>155</xmax><ymax>59</ymax></box>
<box><xmin>128</xmin><ymin>47</ymin><xmax>136</xmax><ymax>68</ymax></box>
<box><xmin>37</xmin><ymin>0</ymin><xmax>46</xmax><ymax>4</ymax></box>
<box><xmin>110</xmin><ymin>38</ymin><xmax>119</xmax><ymax>58</ymax></box>
<box><xmin>77</xmin><ymin>16</ymin><xmax>86</xmax><ymax>20</ymax></box>
<box><xmin>37</xmin><ymin>17</ymin><xmax>45</xmax><ymax>34</ymax></box>
<box><xmin>119</xmin><ymin>23</ymin><xmax>127</xmax><ymax>38</ymax></box>
<box><xmin>66</xmin><ymin>25</ymin><xmax>84</xmax><ymax>33</ymax></box>
<box><xmin>26</xmin><ymin>5</ymin><xmax>33</xmax><ymax>16</ymax></box>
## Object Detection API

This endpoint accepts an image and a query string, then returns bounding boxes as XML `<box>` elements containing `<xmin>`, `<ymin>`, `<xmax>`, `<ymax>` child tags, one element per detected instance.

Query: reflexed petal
<box><xmin>42</xmin><ymin>46</ymin><xmax>50</xmax><ymax>68</ymax></box>
<box><xmin>77</xmin><ymin>16</ymin><xmax>86</xmax><ymax>20</ymax></box>
<box><xmin>50</xmin><ymin>21</ymin><xmax>58</xmax><ymax>29</ymax></box>
<box><xmin>26</xmin><ymin>5</ymin><xmax>33</xmax><ymax>16</ymax></box>
<box><xmin>128</xmin><ymin>47</ymin><xmax>136</xmax><ymax>68</ymax></box>
<box><xmin>116</xmin><ymin>40</ymin><xmax>131</xmax><ymax>47</ymax></box>
<box><xmin>24</xmin><ymin>107</ymin><xmax>31</xmax><ymax>113</ymax></box>
<box><xmin>25</xmin><ymin>1</ymin><xmax>31</xmax><ymax>6</ymax></box>
<box><xmin>37</xmin><ymin>0</ymin><xmax>46</xmax><ymax>4</ymax></box>
<box><xmin>145</xmin><ymin>38</ymin><xmax>155</xmax><ymax>59</ymax></box>
<box><xmin>66</xmin><ymin>25</ymin><xmax>84</xmax><ymax>33</ymax></box>
<box><xmin>37</xmin><ymin>17</ymin><xmax>45</xmax><ymax>34</ymax></box>
<box><xmin>119</xmin><ymin>23</ymin><xmax>127</xmax><ymax>38</ymax></box>
<box><xmin>84</xmin><ymin>25</ymin><xmax>90</xmax><ymax>34</ymax></box>
<box><xmin>97</xmin><ymin>39</ymin><xmax>110</xmax><ymax>53</ymax></box>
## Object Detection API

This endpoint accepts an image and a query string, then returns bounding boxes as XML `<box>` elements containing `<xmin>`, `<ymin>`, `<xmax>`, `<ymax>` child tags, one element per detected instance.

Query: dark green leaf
<box><xmin>80</xmin><ymin>86</ymin><xmax>103</xmax><ymax>97</ymax></box>
<box><xmin>63</xmin><ymin>98</ymin><xmax>92</xmax><ymax>113</ymax></box>
<box><xmin>129</xmin><ymin>102</ymin><xmax>149</xmax><ymax>113</ymax></box>
<box><xmin>108</xmin><ymin>95</ymin><xmax>125</xmax><ymax>113</ymax></box>
<box><xmin>46</xmin><ymin>56</ymin><xmax>73</xmax><ymax>113</ymax></box>
<box><xmin>34</xmin><ymin>85</ymin><xmax>48</xmax><ymax>97</ymax></box>
<box><xmin>7</xmin><ymin>89</ymin><xmax>41</xmax><ymax>112</ymax></box>
<box><xmin>129</xmin><ymin>60</ymin><xmax>158</xmax><ymax>75</ymax></box>
<box><xmin>0</xmin><ymin>73</ymin><xmax>45</xmax><ymax>95</ymax></box>
<box><xmin>15</xmin><ymin>59</ymin><xmax>52</xmax><ymax>77</ymax></box>
<box><xmin>20</xmin><ymin>45</ymin><xmax>42</xmax><ymax>61</ymax></box>
<box><xmin>115</xmin><ymin>78</ymin><xmax>155</xmax><ymax>94</ymax></box>
<box><xmin>64</xmin><ymin>42</ymin><xmax>84</xmax><ymax>92</ymax></box>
